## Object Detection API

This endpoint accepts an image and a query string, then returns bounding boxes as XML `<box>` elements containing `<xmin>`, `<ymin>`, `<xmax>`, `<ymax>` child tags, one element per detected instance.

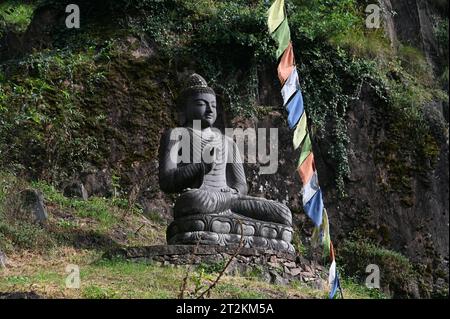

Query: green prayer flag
<box><xmin>293</xmin><ymin>113</ymin><xmax>307</xmax><ymax>150</ymax></box>
<box><xmin>322</xmin><ymin>209</ymin><xmax>331</xmax><ymax>257</ymax></box>
<box><xmin>298</xmin><ymin>133</ymin><xmax>312</xmax><ymax>167</ymax></box>
<box><xmin>267</xmin><ymin>0</ymin><xmax>285</xmax><ymax>34</ymax></box>
<box><xmin>311</xmin><ymin>225</ymin><xmax>321</xmax><ymax>248</ymax></box>
<box><xmin>271</xmin><ymin>18</ymin><xmax>290</xmax><ymax>59</ymax></box>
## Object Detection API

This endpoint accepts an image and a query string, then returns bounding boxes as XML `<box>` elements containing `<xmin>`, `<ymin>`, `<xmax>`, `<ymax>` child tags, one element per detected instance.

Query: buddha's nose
<box><xmin>205</xmin><ymin>106</ymin><xmax>214</xmax><ymax>117</ymax></box>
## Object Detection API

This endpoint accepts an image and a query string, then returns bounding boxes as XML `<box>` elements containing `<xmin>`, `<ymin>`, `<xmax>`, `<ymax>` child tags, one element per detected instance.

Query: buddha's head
<box><xmin>178</xmin><ymin>73</ymin><xmax>217</xmax><ymax>127</ymax></box>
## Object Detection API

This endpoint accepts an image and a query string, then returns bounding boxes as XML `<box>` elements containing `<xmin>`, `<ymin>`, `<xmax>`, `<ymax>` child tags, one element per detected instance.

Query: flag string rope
<box><xmin>267</xmin><ymin>0</ymin><xmax>342</xmax><ymax>299</ymax></box>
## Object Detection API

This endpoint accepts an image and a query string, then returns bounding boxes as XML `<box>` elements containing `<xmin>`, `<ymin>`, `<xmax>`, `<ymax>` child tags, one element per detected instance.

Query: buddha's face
<box><xmin>185</xmin><ymin>92</ymin><xmax>217</xmax><ymax>127</ymax></box>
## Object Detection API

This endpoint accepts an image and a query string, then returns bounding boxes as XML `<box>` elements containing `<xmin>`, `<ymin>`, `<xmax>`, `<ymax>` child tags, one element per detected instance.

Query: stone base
<box><xmin>103</xmin><ymin>245</ymin><xmax>326</xmax><ymax>288</ymax></box>
<box><xmin>166</xmin><ymin>213</ymin><xmax>295</xmax><ymax>254</ymax></box>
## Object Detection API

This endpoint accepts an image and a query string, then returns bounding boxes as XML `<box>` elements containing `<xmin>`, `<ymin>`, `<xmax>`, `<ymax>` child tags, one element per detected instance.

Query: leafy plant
<box><xmin>289</xmin><ymin>0</ymin><xmax>360</xmax><ymax>41</ymax></box>
<box><xmin>337</xmin><ymin>239</ymin><xmax>420</xmax><ymax>298</ymax></box>
<box><xmin>0</xmin><ymin>47</ymin><xmax>109</xmax><ymax>182</ymax></box>
<box><xmin>0</xmin><ymin>0</ymin><xmax>36</xmax><ymax>35</ymax></box>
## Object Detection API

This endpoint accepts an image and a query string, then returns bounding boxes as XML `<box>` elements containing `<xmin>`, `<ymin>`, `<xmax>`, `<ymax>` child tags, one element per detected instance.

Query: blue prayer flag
<box><xmin>303</xmin><ymin>188</ymin><xmax>323</xmax><ymax>227</ymax></box>
<box><xmin>329</xmin><ymin>270</ymin><xmax>341</xmax><ymax>299</ymax></box>
<box><xmin>286</xmin><ymin>90</ymin><xmax>304</xmax><ymax>129</ymax></box>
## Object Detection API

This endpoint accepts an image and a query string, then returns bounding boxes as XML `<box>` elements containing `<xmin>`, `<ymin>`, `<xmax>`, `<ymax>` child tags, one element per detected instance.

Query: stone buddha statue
<box><xmin>159</xmin><ymin>74</ymin><xmax>294</xmax><ymax>253</ymax></box>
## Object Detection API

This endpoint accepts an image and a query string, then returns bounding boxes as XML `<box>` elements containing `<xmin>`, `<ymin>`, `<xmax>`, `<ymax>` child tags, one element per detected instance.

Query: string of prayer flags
<box><xmin>267</xmin><ymin>0</ymin><xmax>342</xmax><ymax>299</ymax></box>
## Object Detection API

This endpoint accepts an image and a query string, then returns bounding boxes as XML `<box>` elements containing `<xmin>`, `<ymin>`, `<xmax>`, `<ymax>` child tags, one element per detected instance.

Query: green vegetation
<box><xmin>289</xmin><ymin>0</ymin><xmax>360</xmax><ymax>41</ymax></box>
<box><xmin>0</xmin><ymin>173</ymin><xmax>55</xmax><ymax>252</ymax></box>
<box><xmin>32</xmin><ymin>181</ymin><xmax>120</xmax><ymax>227</ymax></box>
<box><xmin>0</xmin><ymin>0</ymin><xmax>36</xmax><ymax>35</ymax></box>
<box><xmin>198</xmin><ymin>260</ymin><xmax>226</xmax><ymax>274</ymax></box>
<box><xmin>0</xmin><ymin>38</ymin><xmax>174</xmax><ymax>183</ymax></box>
<box><xmin>1</xmin><ymin>0</ymin><xmax>447</xmax><ymax>196</ymax></box>
<box><xmin>340</xmin><ymin>276</ymin><xmax>387</xmax><ymax>299</ymax></box>
<box><xmin>0</xmin><ymin>172</ymin><xmax>164</xmax><ymax>253</ymax></box>
<box><xmin>337</xmin><ymin>239</ymin><xmax>420</xmax><ymax>298</ymax></box>
<box><xmin>0</xmin><ymin>47</ymin><xmax>109</xmax><ymax>181</ymax></box>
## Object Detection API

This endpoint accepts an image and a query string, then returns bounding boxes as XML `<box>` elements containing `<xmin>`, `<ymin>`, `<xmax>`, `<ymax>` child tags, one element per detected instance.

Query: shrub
<box><xmin>0</xmin><ymin>173</ymin><xmax>54</xmax><ymax>252</ymax></box>
<box><xmin>289</xmin><ymin>0</ymin><xmax>360</xmax><ymax>41</ymax></box>
<box><xmin>337</xmin><ymin>240</ymin><xmax>420</xmax><ymax>298</ymax></box>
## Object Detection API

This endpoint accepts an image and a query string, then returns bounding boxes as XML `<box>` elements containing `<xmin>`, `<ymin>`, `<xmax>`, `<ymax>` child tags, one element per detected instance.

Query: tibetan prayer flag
<box><xmin>302</xmin><ymin>171</ymin><xmax>320</xmax><ymax>205</ymax></box>
<box><xmin>298</xmin><ymin>152</ymin><xmax>315</xmax><ymax>185</ymax></box>
<box><xmin>311</xmin><ymin>225</ymin><xmax>322</xmax><ymax>247</ymax></box>
<box><xmin>286</xmin><ymin>90</ymin><xmax>304</xmax><ymax>129</ymax></box>
<box><xmin>277</xmin><ymin>42</ymin><xmax>295</xmax><ymax>85</ymax></box>
<box><xmin>267</xmin><ymin>0</ymin><xmax>285</xmax><ymax>33</ymax></box>
<box><xmin>303</xmin><ymin>188</ymin><xmax>324</xmax><ymax>227</ymax></box>
<box><xmin>328</xmin><ymin>259</ymin><xmax>341</xmax><ymax>299</ymax></box>
<box><xmin>293</xmin><ymin>112</ymin><xmax>307</xmax><ymax>150</ymax></box>
<box><xmin>322</xmin><ymin>209</ymin><xmax>331</xmax><ymax>256</ymax></box>
<box><xmin>330</xmin><ymin>241</ymin><xmax>336</xmax><ymax>260</ymax></box>
<box><xmin>298</xmin><ymin>133</ymin><xmax>312</xmax><ymax>167</ymax></box>
<box><xmin>281</xmin><ymin>67</ymin><xmax>300</xmax><ymax>106</ymax></box>
<box><xmin>271</xmin><ymin>18</ymin><xmax>291</xmax><ymax>59</ymax></box>
<box><xmin>268</xmin><ymin>0</ymin><xmax>342</xmax><ymax>300</ymax></box>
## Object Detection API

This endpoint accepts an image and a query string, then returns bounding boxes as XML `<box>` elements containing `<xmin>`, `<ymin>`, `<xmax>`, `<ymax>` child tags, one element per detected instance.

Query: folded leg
<box><xmin>174</xmin><ymin>189</ymin><xmax>233</xmax><ymax>218</ymax></box>
<box><xmin>230</xmin><ymin>195</ymin><xmax>292</xmax><ymax>226</ymax></box>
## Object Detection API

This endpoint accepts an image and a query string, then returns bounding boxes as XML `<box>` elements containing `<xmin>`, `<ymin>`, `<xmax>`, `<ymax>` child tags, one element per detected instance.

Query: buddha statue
<box><xmin>159</xmin><ymin>74</ymin><xmax>294</xmax><ymax>253</ymax></box>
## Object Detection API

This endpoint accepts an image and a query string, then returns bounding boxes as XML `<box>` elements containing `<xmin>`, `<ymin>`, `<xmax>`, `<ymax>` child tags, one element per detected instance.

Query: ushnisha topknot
<box><xmin>179</xmin><ymin>73</ymin><xmax>215</xmax><ymax>104</ymax></box>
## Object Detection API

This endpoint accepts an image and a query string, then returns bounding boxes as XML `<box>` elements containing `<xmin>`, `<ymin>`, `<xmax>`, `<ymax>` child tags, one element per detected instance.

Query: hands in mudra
<box><xmin>202</xmin><ymin>145</ymin><xmax>217</xmax><ymax>174</ymax></box>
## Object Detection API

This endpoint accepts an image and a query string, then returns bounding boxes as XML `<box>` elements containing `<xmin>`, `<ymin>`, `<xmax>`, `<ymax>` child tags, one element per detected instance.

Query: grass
<box><xmin>0</xmin><ymin>251</ymin><xmax>382</xmax><ymax>299</ymax></box>
<box><xmin>398</xmin><ymin>45</ymin><xmax>434</xmax><ymax>85</ymax></box>
<box><xmin>340</xmin><ymin>277</ymin><xmax>387</xmax><ymax>299</ymax></box>
<box><xmin>0</xmin><ymin>173</ymin><xmax>382</xmax><ymax>299</ymax></box>
<box><xmin>0</xmin><ymin>173</ymin><xmax>166</xmax><ymax>253</ymax></box>
<box><xmin>331</xmin><ymin>28</ymin><xmax>392</xmax><ymax>61</ymax></box>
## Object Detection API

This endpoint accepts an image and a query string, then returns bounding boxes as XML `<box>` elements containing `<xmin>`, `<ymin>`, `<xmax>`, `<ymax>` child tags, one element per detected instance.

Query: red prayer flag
<box><xmin>298</xmin><ymin>152</ymin><xmax>315</xmax><ymax>185</ymax></box>
<box><xmin>277</xmin><ymin>42</ymin><xmax>295</xmax><ymax>85</ymax></box>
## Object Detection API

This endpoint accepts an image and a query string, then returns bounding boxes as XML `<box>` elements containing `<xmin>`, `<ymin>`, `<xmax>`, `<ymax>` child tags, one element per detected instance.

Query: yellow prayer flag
<box><xmin>267</xmin><ymin>0</ymin><xmax>285</xmax><ymax>34</ymax></box>
<box><xmin>293</xmin><ymin>113</ymin><xmax>307</xmax><ymax>150</ymax></box>
<box><xmin>271</xmin><ymin>18</ymin><xmax>291</xmax><ymax>59</ymax></box>
<box><xmin>298</xmin><ymin>133</ymin><xmax>312</xmax><ymax>167</ymax></box>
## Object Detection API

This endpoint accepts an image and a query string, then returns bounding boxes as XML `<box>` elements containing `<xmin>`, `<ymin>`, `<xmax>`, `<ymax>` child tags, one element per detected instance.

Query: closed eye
<box><xmin>194</xmin><ymin>99</ymin><xmax>216</xmax><ymax>108</ymax></box>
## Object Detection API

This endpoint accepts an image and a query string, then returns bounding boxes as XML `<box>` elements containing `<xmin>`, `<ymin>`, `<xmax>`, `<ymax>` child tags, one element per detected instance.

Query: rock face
<box><xmin>20</xmin><ymin>189</ymin><xmax>48</xmax><ymax>223</ymax></box>
<box><xmin>342</xmin><ymin>90</ymin><xmax>449</xmax><ymax>259</ymax></box>
<box><xmin>80</xmin><ymin>170</ymin><xmax>114</xmax><ymax>198</ymax></box>
<box><xmin>381</xmin><ymin>0</ymin><xmax>442</xmax><ymax>69</ymax></box>
<box><xmin>0</xmin><ymin>250</ymin><xmax>7</xmax><ymax>269</ymax></box>
<box><xmin>323</xmin><ymin>85</ymin><xmax>449</xmax><ymax>297</ymax></box>
<box><xmin>63</xmin><ymin>181</ymin><xmax>89</xmax><ymax>200</ymax></box>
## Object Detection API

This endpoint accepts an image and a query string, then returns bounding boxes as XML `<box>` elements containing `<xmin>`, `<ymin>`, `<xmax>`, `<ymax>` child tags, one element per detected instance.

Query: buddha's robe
<box><xmin>159</xmin><ymin>127</ymin><xmax>292</xmax><ymax>227</ymax></box>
